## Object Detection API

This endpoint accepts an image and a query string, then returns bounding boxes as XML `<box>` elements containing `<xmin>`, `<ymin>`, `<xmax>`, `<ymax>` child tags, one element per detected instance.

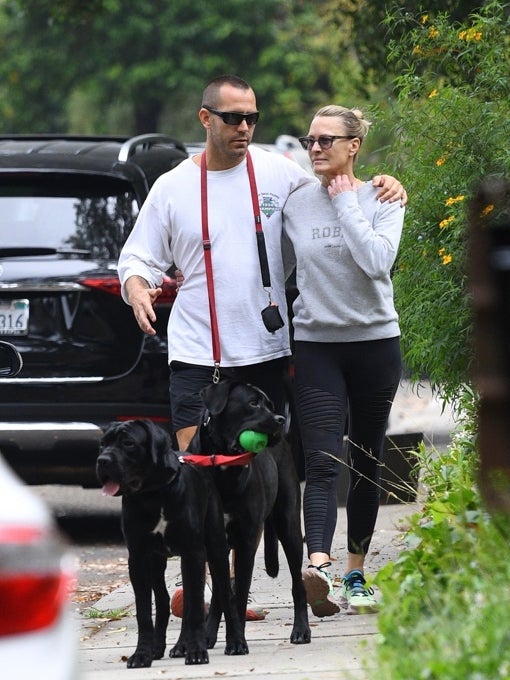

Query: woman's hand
<box><xmin>327</xmin><ymin>174</ymin><xmax>358</xmax><ymax>199</ymax></box>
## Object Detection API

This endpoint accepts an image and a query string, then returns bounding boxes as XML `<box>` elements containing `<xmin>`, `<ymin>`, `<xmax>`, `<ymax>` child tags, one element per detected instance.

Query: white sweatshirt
<box><xmin>118</xmin><ymin>145</ymin><xmax>315</xmax><ymax>366</ymax></box>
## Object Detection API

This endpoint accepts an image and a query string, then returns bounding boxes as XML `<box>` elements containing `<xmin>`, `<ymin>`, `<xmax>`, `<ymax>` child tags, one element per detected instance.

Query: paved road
<box><xmin>77</xmin><ymin>502</ymin><xmax>420</xmax><ymax>680</ymax></box>
<box><xmin>73</xmin><ymin>380</ymin><xmax>455</xmax><ymax>679</ymax></box>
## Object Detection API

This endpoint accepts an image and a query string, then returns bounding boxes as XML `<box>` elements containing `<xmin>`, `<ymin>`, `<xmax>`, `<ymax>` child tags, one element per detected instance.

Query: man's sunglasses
<box><xmin>202</xmin><ymin>105</ymin><xmax>259</xmax><ymax>126</ymax></box>
<box><xmin>298</xmin><ymin>135</ymin><xmax>356</xmax><ymax>151</ymax></box>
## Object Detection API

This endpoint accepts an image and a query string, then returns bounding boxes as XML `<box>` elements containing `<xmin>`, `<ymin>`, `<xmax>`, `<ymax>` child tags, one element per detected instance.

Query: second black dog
<box><xmin>187</xmin><ymin>379</ymin><xmax>311</xmax><ymax>646</ymax></box>
<box><xmin>96</xmin><ymin>419</ymin><xmax>247</xmax><ymax>667</ymax></box>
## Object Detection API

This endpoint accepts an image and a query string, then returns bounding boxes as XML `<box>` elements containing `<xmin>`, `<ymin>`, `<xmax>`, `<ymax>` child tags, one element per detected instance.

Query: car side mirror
<box><xmin>0</xmin><ymin>340</ymin><xmax>23</xmax><ymax>377</ymax></box>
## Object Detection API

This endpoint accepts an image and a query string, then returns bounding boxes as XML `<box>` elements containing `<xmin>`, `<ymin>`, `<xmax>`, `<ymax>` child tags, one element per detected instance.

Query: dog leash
<box><xmin>179</xmin><ymin>452</ymin><xmax>254</xmax><ymax>467</ymax></box>
<box><xmin>200</xmin><ymin>150</ymin><xmax>278</xmax><ymax>383</ymax></box>
<box><xmin>201</xmin><ymin>151</ymin><xmax>221</xmax><ymax>383</ymax></box>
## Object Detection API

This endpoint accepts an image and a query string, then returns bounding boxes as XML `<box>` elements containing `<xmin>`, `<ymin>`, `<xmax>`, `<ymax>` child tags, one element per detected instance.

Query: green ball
<box><xmin>238</xmin><ymin>430</ymin><xmax>268</xmax><ymax>452</ymax></box>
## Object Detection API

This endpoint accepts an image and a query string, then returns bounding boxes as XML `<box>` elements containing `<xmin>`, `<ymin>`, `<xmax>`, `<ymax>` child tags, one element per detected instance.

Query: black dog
<box><xmin>187</xmin><ymin>379</ymin><xmax>311</xmax><ymax>646</ymax></box>
<box><xmin>96</xmin><ymin>419</ymin><xmax>247</xmax><ymax>667</ymax></box>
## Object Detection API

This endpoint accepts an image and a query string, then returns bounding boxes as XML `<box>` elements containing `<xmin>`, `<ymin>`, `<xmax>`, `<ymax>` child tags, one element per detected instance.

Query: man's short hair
<box><xmin>202</xmin><ymin>75</ymin><xmax>252</xmax><ymax>108</ymax></box>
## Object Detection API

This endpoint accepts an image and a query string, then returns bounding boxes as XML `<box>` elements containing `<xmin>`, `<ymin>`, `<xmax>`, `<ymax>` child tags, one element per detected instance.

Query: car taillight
<box><xmin>0</xmin><ymin>525</ymin><xmax>76</xmax><ymax>637</ymax></box>
<box><xmin>80</xmin><ymin>274</ymin><xmax>177</xmax><ymax>305</ymax></box>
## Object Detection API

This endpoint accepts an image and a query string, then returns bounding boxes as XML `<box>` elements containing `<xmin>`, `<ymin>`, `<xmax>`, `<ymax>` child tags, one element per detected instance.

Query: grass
<box><xmin>372</xmin><ymin>390</ymin><xmax>510</xmax><ymax>679</ymax></box>
<box><xmin>83</xmin><ymin>606</ymin><xmax>132</xmax><ymax>620</ymax></box>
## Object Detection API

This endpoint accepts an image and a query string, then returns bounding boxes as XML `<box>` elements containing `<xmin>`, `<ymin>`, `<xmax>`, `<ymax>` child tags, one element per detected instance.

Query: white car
<box><xmin>0</xmin><ymin>341</ymin><xmax>78</xmax><ymax>680</ymax></box>
<box><xmin>274</xmin><ymin>134</ymin><xmax>313</xmax><ymax>173</ymax></box>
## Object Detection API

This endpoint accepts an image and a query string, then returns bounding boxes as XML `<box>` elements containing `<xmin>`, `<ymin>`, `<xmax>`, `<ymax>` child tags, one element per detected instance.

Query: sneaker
<box><xmin>339</xmin><ymin>569</ymin><xmax>378</xmax><ymax>614</ymax></box>
<box><xmin>171</xmin><ymin>584</ymin><xmax>268</xmax><ymax>621</ymax></box>
<box><xmin>171</xmin><ymin>578</ymin><xmax>212</xmax><ymax>618</ymax></box>
<box><xmin>302</xmin><ymin>562</ymin><xmax>340</xmax><ymax>617</ymax></box>
<box><xmin>245</xmin><ymin>589</ymin><xmax>269</xmax><ymax>621</ymax></box>
<box><xmin>170</xmin><ymin>585</ymin><xmax>185</xmax><ymax>618</ymax></box>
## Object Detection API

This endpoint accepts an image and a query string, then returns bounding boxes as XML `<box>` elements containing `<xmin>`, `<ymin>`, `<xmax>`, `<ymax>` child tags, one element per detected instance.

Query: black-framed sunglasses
<box><xmin>202</xmin><ymin>105</ymin><xmax>260</xmax><ymax>126</ymax></box>
<box><xmin>298</xmin><ymin>135</ymin><xmax>356</xmax><ymax>151</ymax></box>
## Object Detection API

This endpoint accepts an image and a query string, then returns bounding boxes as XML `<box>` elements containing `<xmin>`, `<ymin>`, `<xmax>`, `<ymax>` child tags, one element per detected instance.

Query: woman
<box><xmin>283</xmin><ymin>106</ymin><xmax>405</xmax><ymax>616</ymax></box>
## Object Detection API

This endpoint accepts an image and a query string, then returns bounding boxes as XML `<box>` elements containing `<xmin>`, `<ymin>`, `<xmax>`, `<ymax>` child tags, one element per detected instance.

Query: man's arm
<box><xmin>124</xmin><ymin>275</ymin><xmax>162</xmax><ymax>336</ymax></box>
<box><xmin>372</xmin><ymin>175</ymin><xmax>408</xmax><ymax>206</ymax></box>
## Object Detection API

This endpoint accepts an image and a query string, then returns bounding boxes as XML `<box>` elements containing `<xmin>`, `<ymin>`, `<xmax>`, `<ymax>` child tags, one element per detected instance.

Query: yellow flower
<box><xmin>421</xmin><ymin>14</ymin><xmax>428</xmax><ymax>24</ymax></box>
<box><xmin>445</xmin><ymin>195</ymin><xmax>465</xmax><ymax>206</ymax></box>
<box><xmin>480</xmin><ymin>204</ymin><xmax>494</xmax><ymax>217</ymax></box>
<box><xmin>429</xmin><ymin>89</ymin><xmax>438</xmax><ymax>98</ymax></box>
<box><xmin>412</xmin><ymin>45</ymin><xmax>422</xmax><ymax>55</ymax></box>
<box><xmin>428</xmin><ymin>27</ymin><xmax>439</xmax><ymax>39</ymax></box>
<box><xmin>460</xmin><ymin>27</ymin><xmax>483</xmax><ymax>41</ymax></box>
<box><xmin>436</xmin><ymin>157</ymin><xmax>446</xmax><ymax>167</ymax></box>
<box><xmin>438</xmin><ymin>248</ymin><xmax>452</xmax><ymax>264</ymax></box>
<box><xmin>439</xmin><ymin>216</ymin><xmax>455</xmax><ymax>229</ymax></box>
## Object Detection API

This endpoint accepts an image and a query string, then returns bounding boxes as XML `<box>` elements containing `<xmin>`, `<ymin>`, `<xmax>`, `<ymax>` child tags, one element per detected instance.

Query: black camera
<box><xmin>261</xmin><ymin>304</ymin><xmax>285</xmax><ymax>333</ymax></box>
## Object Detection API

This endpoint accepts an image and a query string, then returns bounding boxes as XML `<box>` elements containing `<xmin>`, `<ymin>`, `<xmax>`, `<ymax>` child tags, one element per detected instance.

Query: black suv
<box><xmin>0</xmin><ymin>134</ymin><xmax>188</xmax><ymax>486</ymax></box>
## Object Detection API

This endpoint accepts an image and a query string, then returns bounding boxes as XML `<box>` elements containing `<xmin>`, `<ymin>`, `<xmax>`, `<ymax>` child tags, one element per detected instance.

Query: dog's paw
<box><xmin>169</xmin><ymin>642</ymin><xmax>186</xmax><ymax>658</ymax></box>
<box><xmin>290</xmin><ymin>626</ymin><xmax>312</xmax><ymax>645</ymax></box>
<box><xmin>127</xmin><ymin>651</ymin><xmax>153</xmax><ymax>668</ymax></box>
<box><xmin>152</xmin><ymin>641</ymin><xmax>166</xmax><ymax>659</ymax></box>
<box><xmin>224</xmin><ymin>637</ymin><xmax>249</xmax><ymax>656</ymax></box>
<box><xmin>184</xmin><ymin>649</ymin><xmax>209</xmax><ymax>665</ymax></box>
<box><xmin>205</xmin><ymin>634</ymin><xmax>217</xmax><ymax>649</ymax></box>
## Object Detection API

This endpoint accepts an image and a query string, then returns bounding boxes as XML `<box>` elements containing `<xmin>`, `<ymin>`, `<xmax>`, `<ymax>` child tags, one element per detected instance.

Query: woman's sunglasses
<box><xmin>203</xmin><ymin>105</ymin><xmax>259</xmax><ymax>126</ymax></box>
<box><xmin>298</xmin><ymin>135</ymin><xmax>356</xmax><ymax>151</ymax></box>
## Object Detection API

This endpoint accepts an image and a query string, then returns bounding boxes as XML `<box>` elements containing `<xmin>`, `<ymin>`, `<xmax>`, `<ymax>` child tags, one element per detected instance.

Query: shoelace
<box><xmin>344</xmin><ymin>571</ymin><xmax>374</xmax><ymax>597</ymax></box>
<box><xmin>307</xmin><ymin>561</ymin><xmax>332</xmax><ymax>573</ymax></box>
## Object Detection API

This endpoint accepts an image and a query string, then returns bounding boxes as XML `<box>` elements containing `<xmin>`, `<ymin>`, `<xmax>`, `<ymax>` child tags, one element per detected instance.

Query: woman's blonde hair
<box><xmin>313</xmin><ymin>105</ymin><xmax>372</xmax><ymax>144</ymax></box>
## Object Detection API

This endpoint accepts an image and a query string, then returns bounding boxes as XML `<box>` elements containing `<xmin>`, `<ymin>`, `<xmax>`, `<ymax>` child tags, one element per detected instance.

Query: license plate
<box><xmin>0</xmin><ymin>299</ymin><xmax>29</xmax><ymax>335</ymax></box>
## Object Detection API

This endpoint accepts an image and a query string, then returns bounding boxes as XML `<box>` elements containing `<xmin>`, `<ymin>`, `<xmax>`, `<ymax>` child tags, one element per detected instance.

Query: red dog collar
<box><xmin>179</xmin><ymin>452</ymin><xmax>254</xmax><ymax>467</ymax></box>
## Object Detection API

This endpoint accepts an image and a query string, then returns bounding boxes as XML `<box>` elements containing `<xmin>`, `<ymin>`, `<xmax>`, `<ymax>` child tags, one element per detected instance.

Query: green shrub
<box><xmin>374</xmin><ymin>388</ymin><xmax>510</xmax><ymax>679</ymax></box>
<box><xmin>382</xmin><ymin>1</ymin><xmax>510</xmax><ymax>400</ymax></box>
<box><xmin>370</xmin><ymin>7</ymin><xmax>510</xmax><ymax>676</ymax></box>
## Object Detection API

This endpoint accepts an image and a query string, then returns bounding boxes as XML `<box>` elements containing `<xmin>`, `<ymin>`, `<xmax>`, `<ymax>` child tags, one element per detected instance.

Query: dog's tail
<box><xmin>263</xmin><ymin>519</ymin><xmax>279</xmax><ymax>578</ymax></box>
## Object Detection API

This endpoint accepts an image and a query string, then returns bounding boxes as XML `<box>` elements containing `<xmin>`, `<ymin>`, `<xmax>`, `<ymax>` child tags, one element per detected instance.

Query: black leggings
<box><xmin>294</xmin><ymin>337</ymin><xmax>402</xmax><ymax>558</ymax></box>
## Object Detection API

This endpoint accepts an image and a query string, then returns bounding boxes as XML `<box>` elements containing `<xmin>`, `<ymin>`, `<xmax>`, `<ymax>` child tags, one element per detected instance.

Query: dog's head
<box><xmin>96</xmin><ymin>419</ymin><xmax>180</xmax><ymax>496</ymax></box>
<box><xmin>195</xmin><ymin>380</ymin><xmax>285</xmax><ymax>454</ymax></box>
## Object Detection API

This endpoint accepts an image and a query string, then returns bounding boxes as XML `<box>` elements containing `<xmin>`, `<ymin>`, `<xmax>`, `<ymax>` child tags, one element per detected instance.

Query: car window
<box><xmin>0</xmin><ymin>175</ymin><xmax>139</xmax><ymax>259</ymax></box>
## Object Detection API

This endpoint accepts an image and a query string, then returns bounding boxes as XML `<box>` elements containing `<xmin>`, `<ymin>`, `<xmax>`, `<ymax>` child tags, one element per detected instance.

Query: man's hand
<box><xmin>174</xmin><ymin>269</ymin><xmax>184</xmax><ymax>290</ymax></box>
<box><xmin>372</xmin><ymin>175</ymin><xmax>408</xmax><ymax>206</ymax></box>
<box><xmin>124</xmin><ymin>275</ymin><xmax>162</xmax><ymax>336</ymax></box>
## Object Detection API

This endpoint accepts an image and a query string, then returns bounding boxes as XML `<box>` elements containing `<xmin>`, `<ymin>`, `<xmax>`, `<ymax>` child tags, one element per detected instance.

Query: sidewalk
<box><xmin>76</xmin><ymin>380</ymin><xmax>456</xmax><ymax>679</ymax></box>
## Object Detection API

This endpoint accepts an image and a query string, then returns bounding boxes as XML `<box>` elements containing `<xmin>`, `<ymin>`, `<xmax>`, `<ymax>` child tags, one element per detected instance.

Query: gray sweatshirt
<box><xmin>283</xmin><ymin>181</ymin><xmax>405</xmax><ymax>342</ymax></box>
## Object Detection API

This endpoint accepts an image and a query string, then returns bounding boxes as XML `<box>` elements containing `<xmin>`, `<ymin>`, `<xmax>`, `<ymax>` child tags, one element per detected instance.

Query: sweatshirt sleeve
<box><xmin>117</xmin><ymin>181</ymin><xmax>174</xmax><ymax>304</ymax></box>
<box><xmin>331</xmin><ymin>189</ymin><xmax>405</xmax><ymax>279</ymax></box>
<box><xmin>281</xmin><ymin>229</ymin><xmax>296</xmax><ymax>281</ymax></box>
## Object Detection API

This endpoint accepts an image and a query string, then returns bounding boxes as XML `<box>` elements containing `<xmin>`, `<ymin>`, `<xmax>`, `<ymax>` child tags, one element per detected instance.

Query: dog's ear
<box><xmin>200</xmin><ymin>379</ymin><xmax>235</xmax><ymax>416</ymax></box>
<box><xmin>136</xmin><ymin>420</ymin><xmax>172</xmax><ymax>466</ymax></box>
<box><xmin>247</xmin><ymin>383</ymin><xmax>275</xmax><ymax>411</ymax></box>
<box><xmin>99</xmin><ymin>421</ymin><xmax>123</xmax><ymax>446</ymax></box>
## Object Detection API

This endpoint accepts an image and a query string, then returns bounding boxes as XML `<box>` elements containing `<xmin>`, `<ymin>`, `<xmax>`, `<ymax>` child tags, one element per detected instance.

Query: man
<box><xmin>118</xmin><ymin>74</ymin><xmax>405</xmax><ymax>449</ymax></box>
